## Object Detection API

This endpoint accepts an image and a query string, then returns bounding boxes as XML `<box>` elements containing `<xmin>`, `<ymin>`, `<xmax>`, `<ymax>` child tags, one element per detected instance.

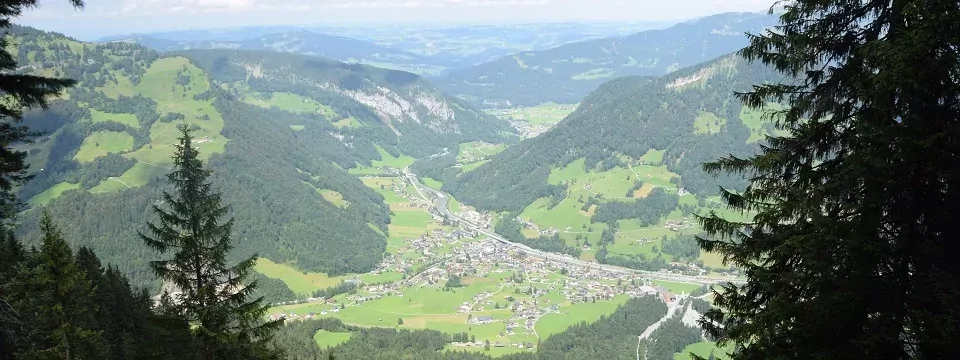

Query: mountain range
<box><xmin>439</xmin><ymin>12</ymin><xmax>778</xmax><ymax>107</ymax></box>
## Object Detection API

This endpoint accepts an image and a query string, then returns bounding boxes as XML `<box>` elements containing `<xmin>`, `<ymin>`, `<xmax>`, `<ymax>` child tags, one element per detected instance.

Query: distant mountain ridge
<box><xmin>98</xmin><ymin>22</ymin><xmax>673</xmax><ymax>75</ymax></box>
<box><xmin>105</xmin><ymin>29</ymin><xmax>450</xmax><ymax>76</ymax></box>
<box><xmin>438</xmin><ymin>12</ymin><xmax>778</xmax><ymax>107</ymax></box>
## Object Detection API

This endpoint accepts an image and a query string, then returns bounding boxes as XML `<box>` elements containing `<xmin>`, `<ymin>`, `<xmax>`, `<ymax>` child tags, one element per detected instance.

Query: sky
<box><xmin>20</xmin><ymin>0</ymin><xmax>774</xmax><ymax>40</ymax></box>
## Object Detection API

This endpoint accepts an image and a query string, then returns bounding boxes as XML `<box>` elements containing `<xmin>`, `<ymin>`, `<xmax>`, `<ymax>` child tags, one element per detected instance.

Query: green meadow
<box><xmin>313</xmin><ymin>330</ymin><xmax>353</xmax><ymax>349</ymax></box>
<box><xmin>255</xmin><ymin>258</ymin><xmax>353</xmax><ymax>296</ymax></box>
<box><xmin>674</xmin><ymin>341</ymin><xmax>731</xmax><ymax>360</ymax></box>
<box><xmin>74</xmin><ymin>131</ymin><xmax>134</xmax><ymax>163</ymax></box>
<box><xmin>534</xmin><ymin>295</ymin><xmax>629</xmax><ymax>339</ymax></box>
<box><xmin>27</xmin><ymin>182</ymin><xmax>80</xmax><ymax>205</ymax></box>
<box><xmin>349</xmin><ymin>146</ymin><xmax>416</xmax><ymax>175</ymax></box>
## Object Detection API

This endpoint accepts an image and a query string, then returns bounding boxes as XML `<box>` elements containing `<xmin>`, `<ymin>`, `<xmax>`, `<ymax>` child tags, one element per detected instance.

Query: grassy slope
<box><xmin>314</xmin><ymin>330</ymin><xmax>353</xmax><ymax>349</ymax></box>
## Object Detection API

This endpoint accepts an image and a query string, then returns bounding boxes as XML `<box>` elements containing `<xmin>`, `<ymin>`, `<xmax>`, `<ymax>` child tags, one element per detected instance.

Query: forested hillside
<box><xmin>440</xmin><ymin>12</ymin><xmax>776</xmax><ymax>107</ymax></box>
<box><xmin>439</xmin><ymin>53</ymin><xmax>782</xmax><ymax>271</ymax></box>
<box><xmin>446</xmin><ymin>54</ymin><xmax>782</xmax><ymax>211</ymax></box>
<box><xmin>9</xmin><ymin>25</ymin><xmax>508</xmax><ymax>288</ymax></box>
<box><xmin>112</xmin><ymin>30</ymin><xmax>451</xmax><ymax>76</ymax></box>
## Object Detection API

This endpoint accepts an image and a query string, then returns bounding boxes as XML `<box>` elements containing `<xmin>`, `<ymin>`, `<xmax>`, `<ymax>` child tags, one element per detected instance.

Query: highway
<box><xmin>402</xmin><ymin>168</ymin><xmax>743</xmax><ymax>286</ymax></box>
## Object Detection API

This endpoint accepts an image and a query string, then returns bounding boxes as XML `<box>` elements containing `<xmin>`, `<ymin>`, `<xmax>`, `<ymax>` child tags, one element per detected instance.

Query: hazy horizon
<box><xmin>20</xmin><ymin>0</ymin><xmax>774</xmax><ymax>40</ymax></box>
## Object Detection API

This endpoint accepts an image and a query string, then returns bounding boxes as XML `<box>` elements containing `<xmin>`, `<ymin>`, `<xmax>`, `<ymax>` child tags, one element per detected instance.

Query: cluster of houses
<box><xmin>508</xmin><ymin>119</ymin><xmax>554</xmax><ymax>139</ymax></box>
<box><xmin>665</xmin><ymin>219</ymin><xmax>695</xmax><ymax>232</ymax></box>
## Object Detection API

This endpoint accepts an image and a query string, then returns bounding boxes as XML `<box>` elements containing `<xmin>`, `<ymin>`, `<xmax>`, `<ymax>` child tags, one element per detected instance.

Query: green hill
<box><xmin>440</xmin><ymin>53</ymin><xmax>785</xmax><ymax>270</ymax></box>
<box><xmin>11</xmin><ymin>26</ymin><xmax>510</xmax><ymax>287</ymax></box>
<box><xmin>439</xmin><ymin>12</ymin><xmax>777</xmax><ymax>107</ymax></box>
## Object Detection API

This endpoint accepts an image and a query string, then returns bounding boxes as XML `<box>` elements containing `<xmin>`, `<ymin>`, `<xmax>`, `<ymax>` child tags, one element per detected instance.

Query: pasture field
<box><xmin>639</xmin><ymin>148</ymin><xmax>665</xmax><ymax>164</ymax></box>
<box><xmin>458</xmin><ymin>141</ymin><xmax>507</xmax><ymax>163</ymax></box>
<box><xmin>349</xmin><ymin>146</ymin><xmax>416</xmax><ymax>175</ymax></box>
<box><xmin>27</xmin><ymin>182</ymin><xmax>80</xmax><ymax>205</ymax></box>
<box><xmin>360</xmin><ymin>176</ymin><xmax>442</xmax><ymax>254</ymax></box>
<box><xmin>74</xmin><ymin>131</ymin><xmax>134</xmax><ymax>163</ymax></box>
<box><xmin>314</xmin><ymin>330</ymin><xmax>353</xmax><ymax>349</ymax></box>
<box><xmin>89</xmin><ymin>162</ymin><xmax>168</xmax><ymax>193</ymax></box>
<box><xmin>422</xmin><ymin>178</ymin><xmax>443</xmax><ymax>190</ymax></box>
<box><xmin>307</xmin><ymin>186</ymin><xmax>348</xmax><ymax>208</ymax></box>
<box><xmin>289</xmin><ymin>124</ymin><xmax>305</xmax><ymax>131</ymax></box>
<box><xmin>534</xmin><ymin>295</ymin><xmax>629</xmax><ymax>339</ymax></box>
<box><xmin>332</xmin><ymin>117</ymin><xmax>362</xmax><ymax>128</ymax></box>
<box><xmin>358</xmin><ymin>271</ymin><xmax>404</xmax><ymax>284</ymax></box>
<box><xmin>674</xmin><ymin>341</ymin><xmax>731</xmax><ymax>360</ymax></box>
<box><xmin>243</xmin><ymin>91</ymin><xmax>334</xmax><ymax>115</ymax></box>
<box><xmin>90</xmin><ymin>109</ymin><xmax>139</xmax><ymax>127</ymax></box>
<box><xmin>694</xmin><ymin>111</ymin><xmax>726</xmax><ymax>134</ymax></box>
<box><xmin>460</xmin><ymin>160</ymin><xmax>489</xmax><ymax>174</ymax></box>
<box><xmin>653</xmin><ymin>280</ymin><xmax>703</xmax><ymax>294</ymax></box>
<box><xmin>130</xmin><ymin>57</ymin><xmax>227</xmax><ymax>162</ymax></box>
<box><xmin>255</xmin><ymin>258</ymin><xmax>352</xmax><ymax>296</ymax></box>
<box><xmin>739</xmin><ymin>102</ymin><xmax>789</xmax><ymax>143</ymax></box>
<box><xmin>271</xmin><ymin>269</ymin><xmax>626</xmax><ymax>355</ymax></box>
<box><xmin>571</xmin><ymin>68</ymin><xmax>615</xmax><ymax>80</ymax></box>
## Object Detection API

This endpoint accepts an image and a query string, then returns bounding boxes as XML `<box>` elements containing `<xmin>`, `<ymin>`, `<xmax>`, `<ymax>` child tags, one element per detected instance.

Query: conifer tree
<box><xmin>141</xmin><ymin>125</ymin><xmax>282</xmax><ymax>359</ymax></box>
<box><xmin>7</xmin><ymin>211</ymin><xmax>105</xmax><ymax>359</ymax></box>
<box><xmin>697</xmin><ymin>1</ymin><xmax>960</xmax><ymax>359</ymax></box>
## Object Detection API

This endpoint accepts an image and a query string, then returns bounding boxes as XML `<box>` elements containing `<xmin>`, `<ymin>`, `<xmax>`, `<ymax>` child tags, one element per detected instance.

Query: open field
<box><xmin>694</xmin><ymin>111</ymin><xmax>726</xmax><ymax>134</ymax></box>
<box><xmin>534</xmin><ymin>295</ymin><xmax>629</xmax><ymax>339</ymax></box>
<box><xmin>27</xmin><ymin>182</ymin><xmax>80</xmax><ymax>205</ymax></box>
<box><xmin>243</xmin><ymin>91</ymin><xmax>335</xmax><ymax>116</ymax></box>
<box><xmin>332</xmin><ymin>117</ymin><xmax>362</xmax><ymax>128</ymax></box>
<box><xmin>674</xmin><ymin>341</ymin><xmax>731</xmax><ymax>360</ymax></box>
<box><xmin>123</xmin><ymin>57</ymin><xmax>228</xmax><ymax>166</ymax></box>
<box><xmin>255</xmin><ymin>258</ymin><xmax>352</xmax><ymax>296</ymax></box>
<box><xmin>349</xmin><ymin>146</ymin><xmax>416</xmax><ymax>175</ymax></box>
<box><xmin>740</xmin><ymin>102</ymin><xmax>789</xmax><ymax>143</ymax></box>
<box><xmin>458</xmin><ymin>141</ymin><xmax>507</xmax><ymax>163</ymax></box>
<box><xmin>361</xmin><ymin>176</ymin><xmax>442</xmax><ymax>254</ymax></box>
<box><xmin>90</xmin><ymin>109</ymin><xmax>139</xmax><ymax>128</ymax></box>
<box><xmin>314</xmin><ymin>330</ymin><xmax>353</xmax><ymax>349</ymax></box>
<box><xmin>271</xmin><ymin>268</ymin><xmax>629</xmax><ymax>355</ymax></box>
<box><xmin>653</xmin><ymin>280</ymin><xmax>703</xmax><ymax>294</ymax></box>
<box><xmin>74</xmin><ymin>131</ymin><xmax>134</xmax><ymax>163</ymax></box>
<box><xmin>639</xmin><ymin>149</ymin><xmax>665</xmax><ymax>164</ymax></box>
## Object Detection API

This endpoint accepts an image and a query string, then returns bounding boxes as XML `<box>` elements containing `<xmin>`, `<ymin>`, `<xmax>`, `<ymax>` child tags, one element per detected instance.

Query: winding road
<box><xmin>402</xmin><ymin>168</ymin><xmax>744</xmax><ymax>286</ymax></box>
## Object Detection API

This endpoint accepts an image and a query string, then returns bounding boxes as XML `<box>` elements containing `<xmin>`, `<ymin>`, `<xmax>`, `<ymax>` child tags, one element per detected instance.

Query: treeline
<box><xmin>313</xmin><ymin>281</ymin><xmax>359</xmax><ymax>299</ymax></box>
<box><xmin>1</xmin><ymin>218</ymin><xmax>196</xmax><ymax>359</ymax></box>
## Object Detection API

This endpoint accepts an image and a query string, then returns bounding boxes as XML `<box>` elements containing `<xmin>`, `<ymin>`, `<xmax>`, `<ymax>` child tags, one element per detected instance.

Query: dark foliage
<box><xmin>696</xmin><ymin>1</ymin><xmax>960</xmax><ymax>359</ymax></box>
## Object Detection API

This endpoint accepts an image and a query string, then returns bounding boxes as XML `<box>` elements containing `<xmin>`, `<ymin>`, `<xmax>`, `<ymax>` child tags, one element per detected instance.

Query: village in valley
<box><xmin>267</xmin><ymin>167</ymin><xmax>702</xmax><ymax>355</ymax></box>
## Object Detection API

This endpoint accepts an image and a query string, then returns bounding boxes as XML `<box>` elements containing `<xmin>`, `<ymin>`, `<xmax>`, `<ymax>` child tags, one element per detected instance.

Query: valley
<box><xmin>7</xmin><ymin>10</ymin><xmax>770</xmax><ymax>360</ymax></box>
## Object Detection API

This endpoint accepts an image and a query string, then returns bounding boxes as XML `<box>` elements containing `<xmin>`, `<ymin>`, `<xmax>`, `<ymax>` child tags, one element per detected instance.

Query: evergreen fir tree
<box><xmin>697</xmin><ymin>1</ymin><xmax>960</xmax><ymax>359</ymax></box>
<box><xmin>7</xmin><ymin>212</ymin><xmax>105</xmax><ymax>359</ymax></box>
<box><xmin>140</xmin><ymin>125</ymin><xmax>282</xmax><ymax>359</ymax></box>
